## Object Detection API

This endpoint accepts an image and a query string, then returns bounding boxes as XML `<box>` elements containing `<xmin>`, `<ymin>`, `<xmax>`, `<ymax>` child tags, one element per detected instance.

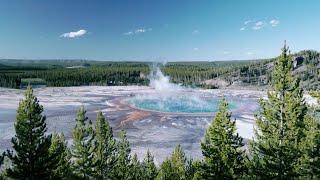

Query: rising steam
<box><xmin>149</xmin><ymin>64</ymin><xmax>181</xmax><ymax>93</ymax></box>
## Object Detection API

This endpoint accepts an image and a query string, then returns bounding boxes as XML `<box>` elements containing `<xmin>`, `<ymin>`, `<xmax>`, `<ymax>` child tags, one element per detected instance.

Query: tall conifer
<box><xmin>130</xmin><ymin>154</ymin><xmax>143</xmax><ymax>180</ymax></box>
<box><xmin>114</xmin><ymin>130</ymin><xmax>131</xmax><ymax>179</ymax></box>
<box><xmin>156</xmin><ymin>145</ymin><xmax>189</xmax><ymax>180</ymax></box>
<box><xmin>92</xmin><ymin>111</ymin><xmax>117</xmax><ymax>179</ymax></box>
<box><xmin>250</xmin><ymin>43</ymin><xmax>308</xmax><ymax>179</ymax></box>
<box><xmin>49</xmin><ymin>133</ymin><xmax>72</xmax><ymax>179</ymax></box>
<box><xmin>6</xmin><ymin>85</ymin><xmax>54</xmax><ymax>179</ymax></box>
<box><xmin>142</xmin><ymin>150</ymin><xmax>157</xmax><ymax>180</ymax></box>
<box><xmin>195</xmin><ymin>98</ymin><xmax>247</xmax><ymax>179</ymax></box>
<box><xmin>71</xmin><ymin>106</ymin><xmax>95</xmax><ymax>179</ymax></box>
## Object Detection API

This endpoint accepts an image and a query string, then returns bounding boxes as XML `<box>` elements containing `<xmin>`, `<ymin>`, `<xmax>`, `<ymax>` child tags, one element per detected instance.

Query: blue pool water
<box><xmin>128</xmin><ymin>96</ymin><xmax>237</xmax><ymax>113</ymax></box>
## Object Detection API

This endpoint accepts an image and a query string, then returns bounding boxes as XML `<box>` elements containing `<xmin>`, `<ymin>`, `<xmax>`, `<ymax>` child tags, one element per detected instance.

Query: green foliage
<box><xmin>71</xmin><ymin>106</ymin><xmax>95</xmax><ymax>179</ymax></box>
<box><xmin>1</xmin><ymin>50</ymin><xmax>319</xmax><ymax>89</ymax></box>
<box><xmin>298</xmin><ymin>114</ymin><xmax>320</xmax><ymax>179</ymax></box>
<box><xmin>195</xmin><ymin>98</ymin><xmax>247</xmax><ymax>179</ymax></box>
<box><xmin>130</xmin><ymin>154</ymin><xmax>144</xmax><ymax>180</ymax></box>
<box><xmin>114</xmin><ymin>130</ymin><xmax>132</xmax><ymax>180</ymax></box>
<box><xmin>0</xmin><ymin>152</ymin><xmax>3</xmax><ymax>168</ymax></box>
<box><xmin>142</xmin><ymin>150</ymin><xmax>158</xmax><ymax>180</ymax></box>
<box><xmin>92</xmin><ymin>111</ymin><xmax>117</xmax><ymax>179</ymax></box>
<box><xmin>0</xmin><ymin>61</ymin><xmax>149</xmax><ymax>88</ymax></box>
<box><xmin>49</xmin><ymin>133</ymin><xmax>72</xmax><ymax>179</ymax></box>
<box><xmin>6</xmin><ymin>85</ymin><xmax>54</xmax><ymax>179</ymax></box>
<box><xmin>156</xmin><ymin>145</ymin><xmax>193</xmax><ymax>180</ymax></box>
<box><xmin>250</xmin><ymin>44</ymin><xmax>309</xmax><ymax>179</ymax></box>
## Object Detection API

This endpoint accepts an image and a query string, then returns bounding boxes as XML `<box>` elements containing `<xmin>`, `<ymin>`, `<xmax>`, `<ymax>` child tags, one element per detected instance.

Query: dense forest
<box><xmin>0</xmin><ymin>45</ymin><xmax>319</xmax><ymax>179</ymax></box>
<box><xmin>0</xmin><ymin>49</ymin><xmax>319</xmax><ymax>90</ymax></box>
<box><xmin>0</xmin><ymin>62</ymin><xmax>150</xmax><ymax>88</ymax></box>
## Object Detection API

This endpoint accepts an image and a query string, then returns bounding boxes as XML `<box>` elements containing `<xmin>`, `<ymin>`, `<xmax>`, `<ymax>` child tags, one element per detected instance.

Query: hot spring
<box><xmin>127</xmin><ymin>66</ymin><xmax>246</xmax><ymax>113</ymax></box>
<box><xmin>128</xmin><ymin>95</ymin><xmax>238</xmax><ymax>113</ymax></box>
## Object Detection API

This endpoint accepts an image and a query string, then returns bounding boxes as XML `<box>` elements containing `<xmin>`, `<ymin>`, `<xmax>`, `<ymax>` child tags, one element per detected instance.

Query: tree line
<box><xmin>0</xmin><ymin>45</ymin><xmax>319</xmax><ymax>179</ymax></box>
<box><xmin>0</xmin><ymin>63</ymin><xmax>150</xmax><ymax>89</ymax></box>
<box><xmin>0</xmin><ymin>49</ymin><xmax>319</xmax><ymax>90</ymax></box>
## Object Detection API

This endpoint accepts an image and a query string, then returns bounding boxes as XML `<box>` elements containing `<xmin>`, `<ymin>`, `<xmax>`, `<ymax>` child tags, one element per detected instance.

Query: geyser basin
<box><xmin>127</xmin><ymin>95</ymin><xmax>238</xmax><ymax>113</ymax></box>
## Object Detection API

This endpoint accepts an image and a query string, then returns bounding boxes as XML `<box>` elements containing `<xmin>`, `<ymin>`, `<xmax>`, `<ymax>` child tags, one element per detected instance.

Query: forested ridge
<box><xmin>0</xmin><ymin>49</ymin><xmax>319</xmax><ymax>90</ymax></box>
<box><xmin>0</xmin><ymin>45</ymin><xmax>319</xmax><ymax>179</ymax></box>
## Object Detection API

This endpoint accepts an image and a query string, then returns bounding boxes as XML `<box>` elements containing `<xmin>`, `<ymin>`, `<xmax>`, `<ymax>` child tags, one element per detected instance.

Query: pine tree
<box><xmin>142</xmin><ymin>150</ymin><xmax>157</xmax><ymax>180</ymax></box>
<box><xmin>49</xmin><ymin>133</ymin><xmax>72</xmax><ymax>179</ymax></box>
<box><xmin>298</xmin><ymin>91</ymin><xmax>320</xmax><ymax>179</ymax></box>
<box><xmin>250</xmin><ymin>43</ymin><xmax>309</xmax><ymax>179</ymax></box>
<box><xmin>130</xmin><ymin>154</ymin><xmax>143</xmax><ymax>180</ymax></box>
<box><xmin>156</xmin><ymin>158</ymin><xmax>175</xmax><ymax>180</ymax></box>
<box><xmin>298</xmin><ymin>111</ymin><xmax>320</xmax><ymax>178</ymax></box>
<box><xmin>0</xmin><ymin>152</ymin><xmax>4</xmax><ymax>180</ymax></box>
<box><xmin>92</xmin><ymin>111</ymin><xmax>117</xmax><ymax>179</ymax></box>
<box><xmin>6</xmin><ymin>85</ymin><xmax>54</xmax><ymax>179</ymax></box>
<box><xmin>0</xmin><ymin>152</ymin><xmax>3</xmax><ymax>168</ymax></box>
<box><xmin>185</xmin><ymin>158</ymin><xmax>196</xmax><ymax>180</ymax></box>
<box><xmin>71</xmin><ymin>106</ymin><xmax>95</xmax><ymax>179</ymax></box>
<box><xmin>114</xmin><ymin>130</ymin><xmax>131</xmax><ymax>180</ymax></box>
<box><xmin>195</xmin><ymin>98</ymin><xmax>247</xmax><ymax>179</ymax></box>
<box><xmin>156</xmin><ymin>145</ymin><xmax>189</xmax><ymax>180</ymax></box>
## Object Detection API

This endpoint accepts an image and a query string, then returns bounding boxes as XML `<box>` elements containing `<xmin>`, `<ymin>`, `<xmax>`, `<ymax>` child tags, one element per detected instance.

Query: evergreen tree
<box><xmin>130</xmin><ymin>154</ymin><xmax>143</xmax><ymax>180</ymax></box>
<box><xmin>156</xmin><ymin>159</ymin><xmax>175</xmax><ymax>180</ymax></box>
<box><xmin>299</xmin><ymin>90</ymin><xmax>320</xmax><ymax>178</ymax></box>
<box><xmin>6</xmin><ymin>85</ymin><xmax>54</xmax><ymax>179</ymax></box>
<box><xmin>185</xmin><ymin>158</ymin><xmax>196</xmax><ymax>180</ymax></box>
<box><xmin>92</xmin><ymin>111</ymin><xmax>117</xmax><ymax>179</ymax></box>
<box><xmin>298</xmin><ymin>111</ymin><xmax>320</xmax><ymax>178</ymax></box>
<box><xmin>195</xmin><ymin>98</ymin><xmax>247</xmax><ymax>179</ymax></box>
<box><xmin>114</xmin><ymin>130</ymin><xmax>131</xmax><ymax>180</ymax></box>
<box><xmin>71</xmin><ymin>106</ymin><xmax>95</xmax><ymax>179</ymax></box>
<box><xmin>142</xmin><ymin>150</ymin><xmax>158</xmax><ymax>180</ymax></box>
<box><xmin>0</xmin><ymin>152</ymin><xmax>4</xmax><ymax>180</ymax></box>
<box><xmin>49</xmin><ymin>133</ymin><xmax>72</xmax><ymax>179</ymax></box>
<box><xmin>250</xmin><ymin>43</ymin><xmax>309</xmax><ymax>179</ymax></box>
<box><xmin>0</xmin><ymin>152</ymin><xmax>3</xmax><ymax>168</ymax></box>
<box><xmin>156</xmin><ymin>145</ymin><xmax>189</xmax><ymax>180</ymax></box>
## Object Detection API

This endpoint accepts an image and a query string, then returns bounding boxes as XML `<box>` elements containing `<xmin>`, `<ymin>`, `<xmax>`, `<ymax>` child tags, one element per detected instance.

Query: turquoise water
<box><xmin>128</xmin><ymin>96</ymin><xmax>237</xmax><ymax>113</ymax></box>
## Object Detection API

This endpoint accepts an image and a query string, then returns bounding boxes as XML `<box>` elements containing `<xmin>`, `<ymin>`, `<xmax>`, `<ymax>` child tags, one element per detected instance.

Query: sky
<box><xmin>0</xmin><ymin>0</ymin><xmax>320</xmax><ymax>61</ymax></box>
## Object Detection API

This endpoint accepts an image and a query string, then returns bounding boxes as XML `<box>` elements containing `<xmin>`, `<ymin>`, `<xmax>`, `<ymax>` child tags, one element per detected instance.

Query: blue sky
<box><xmin>0</xmin><ymin>0</ymin><xmax>320</xmax><ymax>61</ymax></box>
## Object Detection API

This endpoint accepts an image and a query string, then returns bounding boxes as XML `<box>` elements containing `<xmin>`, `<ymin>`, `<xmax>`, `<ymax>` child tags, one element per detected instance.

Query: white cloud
<box><xmin>135</xmin><ymin>28</ymin><xmax>146</xmax><ymax>33</ymax></box>
<box><xmin>241</xmin><ymin>19</ymin><xmax>280</xmax><ymax>31</ymax></box>
<box><xmin>270</xmin><ymin>19</ymin><xmax>280</xmax><ymax>26</ymax></box>
<box><xmin>252</xmin><ymin>21</ymin><xmax>265</xmax><ymax>30</ymax></box>
<box><xmin>60</xmin><ymin>29</ymin><xmax>87</xmax><ymax>38</ymax></box>
<box><xmin>252</xmin><ymin>26</ymin><xmax>263</xmax><ymax>30</ymax></box>
<box><xmin>124</xmin><ymin>28</ymin><xmax>152</xmax><ymax>35</ymax></box>
<box><xmin>123</xmin><ymin>31</ymin><xmax>134</xmax><ymax>35</ymax></box>
<box><xmin>193</xmin><ymin>48</ymin><xmax>199</xmax><ymax>51</ymax></box>
<box><xmin>192</xmin><ymin>30</ymin><xmax>200</xmax><ymax>34</ymax></box>
<box><xmin>223</xmin><ymin>51</ymin><xmax>230</xmax><ymax>55</ymax></box>
<box><xmin>244</xmin><ymin>20</ymin><xmax>252</xmax><ymax>25</ymax></box>
<box><xmin>255</xmin><ymin>21</ymin><xmax>264</xmax><ymax>26</ymax></box>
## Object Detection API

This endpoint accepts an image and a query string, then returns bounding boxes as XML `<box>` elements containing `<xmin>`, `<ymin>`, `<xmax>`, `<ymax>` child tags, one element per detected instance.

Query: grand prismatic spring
<box><xmin>0</xmin><ymin>67</ymin><xmax>263</xmax><ymax>163</ymax></box>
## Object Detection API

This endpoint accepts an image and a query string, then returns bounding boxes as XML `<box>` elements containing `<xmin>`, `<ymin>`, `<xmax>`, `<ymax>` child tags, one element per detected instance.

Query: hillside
<box><xmin>164</xmin><ymin>50</ymin><xmax>319</xmax><ymax>90</ymax></box>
